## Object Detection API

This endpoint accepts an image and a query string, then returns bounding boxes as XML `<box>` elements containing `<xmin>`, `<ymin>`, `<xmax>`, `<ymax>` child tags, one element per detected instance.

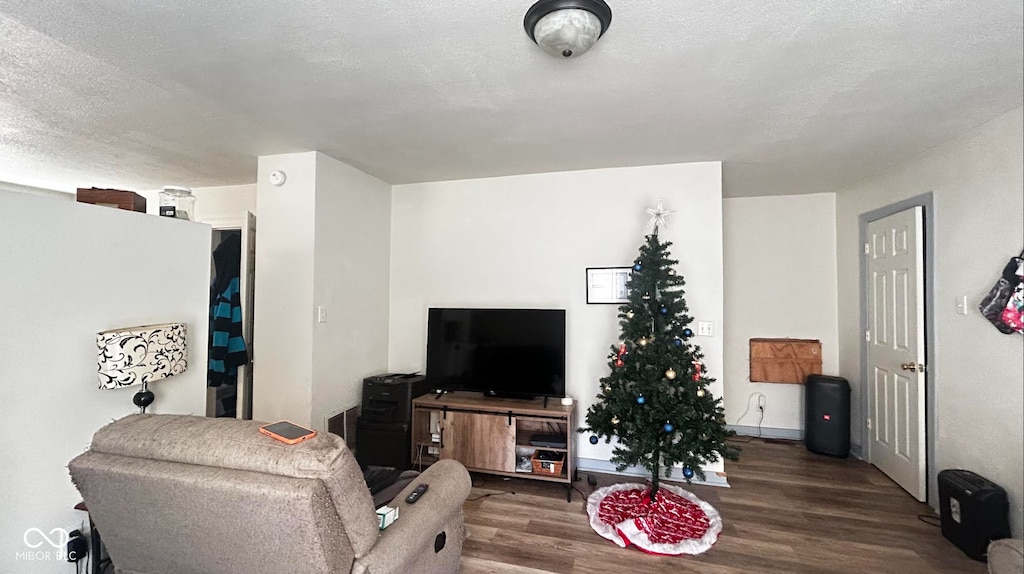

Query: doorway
<box><xmin>206</xmin><ymin>211</ymin><xmax>257</xmax><ymax>420</ymax></box>
<box><xmin>859</xmin><ymin>194</ymin><xmax>935</xmax><ymax>505</ymax></box>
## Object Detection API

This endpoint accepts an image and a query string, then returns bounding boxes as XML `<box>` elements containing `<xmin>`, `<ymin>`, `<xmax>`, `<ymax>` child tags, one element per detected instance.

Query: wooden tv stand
<box><xmin>411</xmin><ymin>392</ymin><xmax>577</xmax><ymax>501</ymax></box>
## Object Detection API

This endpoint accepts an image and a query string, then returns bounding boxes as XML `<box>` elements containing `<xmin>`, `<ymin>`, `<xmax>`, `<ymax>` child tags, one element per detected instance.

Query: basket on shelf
<box><xmin>531</xmin><ymin>450</ymin><xmax>565</xmax><ymax>475</ymax></box>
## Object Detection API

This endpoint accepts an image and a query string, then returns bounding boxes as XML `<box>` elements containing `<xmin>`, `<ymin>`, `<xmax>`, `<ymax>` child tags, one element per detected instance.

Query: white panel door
<box><xmin>236</xmin><ymin>211</ymin><xmax>257</xmax><ymax>420</ymax></box>
<box><xmin>867</xmin><ymin>207</ymin><xmax>926</xmax><ymax>501</ymax></box>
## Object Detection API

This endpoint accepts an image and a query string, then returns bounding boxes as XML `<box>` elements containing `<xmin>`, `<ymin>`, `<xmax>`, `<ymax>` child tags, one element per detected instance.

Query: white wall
<box><xmin>253</xmin><ymin>153</ymin><xmax>317</xmax><ymax>425</ymax></box>
<box><xmin>139</xmin><ymin>183</ymin><xmax>257</xmax><ymax>223</ymax></box>
<box><xmin>311</xmin><ymin>153</ymin><xmax>391</xmax><ymax>429</ymax></box>
<box><xmin>836</xmin><ymin>107</ymin><xmax>1024</xmax><ymax>535</ymax></box>
<box><xmin>0</xmin><ymin>180</ymin><xmax>72</xmax><ymax>200</ymax></box>
<box><xmin>0</xmin><ymin>191</ymin><xmax>210</xmax><ymax>573</ymax></box>
<box><xmin>252</xmin><ymin>152</ymin><xmax>390</xmax><ymax>429</ymax></box>
<box><xmin>722</xmin><ymin>194</ymin><xmax>839</xmax><ymax>434</ymax></box>
<box><xmin>389</xmin><ymin>162</ymin><xmax>726</xmax><ymax>475</ymax></box>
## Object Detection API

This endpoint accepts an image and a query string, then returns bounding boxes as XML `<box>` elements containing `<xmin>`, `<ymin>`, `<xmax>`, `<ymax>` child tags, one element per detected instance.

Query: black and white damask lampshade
<box><xmin>97</xmin><ymin>323</ymin><xmax>188</xmax><ymax>413</ymax></box>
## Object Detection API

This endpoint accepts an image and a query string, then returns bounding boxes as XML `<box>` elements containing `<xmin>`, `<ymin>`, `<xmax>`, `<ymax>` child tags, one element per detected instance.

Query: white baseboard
<box><xmin>728</xmin><ymin>425</ymin><xmax>866</xmax><ymax>460</ymax></box>
<box><xmin>577</xmin><ymin>457</ymin><xmax>731</xmax><ymax>488</ymax></box>
<box><xmin>849</xmin><ymin>443</ymin><xmax>864</xmax><ymax>459</ymax></box>
<box><xmin>727</xmin><ymin>424</ymin><xmax>804</xmax><ymax>441</ymax></box>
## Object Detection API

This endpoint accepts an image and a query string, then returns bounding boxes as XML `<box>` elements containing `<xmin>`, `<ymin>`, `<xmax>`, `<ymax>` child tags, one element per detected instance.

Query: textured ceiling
<box><xmin>0</xmin><ymin>1</ymin><xmax>1021</xmax><ymax>197</ymax></box>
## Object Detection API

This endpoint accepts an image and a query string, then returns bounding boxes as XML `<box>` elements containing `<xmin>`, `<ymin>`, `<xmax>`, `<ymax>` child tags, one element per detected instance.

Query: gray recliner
<box><xmin>988</xmin><ymin>538</ymin><xmax>1024</xmax><ymax>574</ymax></box>
<box><xmin>68</xmin><ymin>414</ymin><xmax>471</xmax><ymax>574</ymax></box>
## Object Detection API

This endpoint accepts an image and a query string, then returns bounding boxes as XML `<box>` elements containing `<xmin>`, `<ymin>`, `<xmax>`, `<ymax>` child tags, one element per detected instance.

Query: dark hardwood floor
<box><xmin>460</xmin><ymin>438</ymin><xmax>984</xmax><ymax>573</ymax></box>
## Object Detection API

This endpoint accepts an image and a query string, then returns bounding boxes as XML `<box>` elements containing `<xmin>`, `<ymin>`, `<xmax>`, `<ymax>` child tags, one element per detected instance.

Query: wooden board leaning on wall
<box><xmin>749</xmin><ymin>338</ymin><xmax>822</xmax><ymax>384</ymax></box>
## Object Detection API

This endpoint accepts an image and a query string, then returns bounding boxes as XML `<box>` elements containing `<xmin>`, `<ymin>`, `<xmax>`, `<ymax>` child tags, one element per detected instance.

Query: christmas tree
<box><xmin>581</xmin><ymin>202</ymin><xmax>739</xmax><ymax>500</ymax></box>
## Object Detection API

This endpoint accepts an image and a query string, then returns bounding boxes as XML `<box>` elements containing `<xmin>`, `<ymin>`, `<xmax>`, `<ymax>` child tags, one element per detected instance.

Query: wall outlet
<box><xmin>757</xmin><ymin>394</ymin><xmax>766</xmax><ymax>408</ymax></box>
<box><xmin>697</xmin><ymin>321</ymin><xmax>714</xmax><ymax>336</ymax></box>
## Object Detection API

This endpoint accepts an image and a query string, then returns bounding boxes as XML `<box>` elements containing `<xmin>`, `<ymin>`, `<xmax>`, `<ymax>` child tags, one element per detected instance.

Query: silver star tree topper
<box><xmin>645</xmin><ymin>198</ymin><xmax>676</xmax><ymax>234</ymax></box>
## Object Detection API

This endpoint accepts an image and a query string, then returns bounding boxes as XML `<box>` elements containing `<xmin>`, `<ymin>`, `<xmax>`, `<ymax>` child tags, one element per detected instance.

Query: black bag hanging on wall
<box><xmin>979</xmin><ymin>253</ymin><xmax>1024</xmax><ymax>334</ymax></box>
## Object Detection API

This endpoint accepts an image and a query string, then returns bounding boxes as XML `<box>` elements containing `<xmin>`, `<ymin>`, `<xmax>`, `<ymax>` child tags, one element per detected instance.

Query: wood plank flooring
<box><xmin>460</xmin><ymin>437</ymin><xmax>984</xmax><ymax>573</ymax></box>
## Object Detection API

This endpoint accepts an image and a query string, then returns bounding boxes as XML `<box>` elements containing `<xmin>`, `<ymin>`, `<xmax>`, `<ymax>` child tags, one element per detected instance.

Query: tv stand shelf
<box><xmin>411</xmin><ymin>392</ymin><xmax>577</xmax><ymax>500</ymax></box>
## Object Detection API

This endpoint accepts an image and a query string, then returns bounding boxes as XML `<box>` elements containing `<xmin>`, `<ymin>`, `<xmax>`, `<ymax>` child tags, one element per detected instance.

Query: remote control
<box><xmin>405</xmin><ymin>483</ymin><xmax>429</xmax><ymax>504</ymax></box>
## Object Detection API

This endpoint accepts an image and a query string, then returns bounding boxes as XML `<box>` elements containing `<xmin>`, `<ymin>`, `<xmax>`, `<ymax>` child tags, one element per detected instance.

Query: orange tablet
<box><xmin>259</xmin><ymin>421</ymin><xmax>317</xmax><ymax>445</ymax></box>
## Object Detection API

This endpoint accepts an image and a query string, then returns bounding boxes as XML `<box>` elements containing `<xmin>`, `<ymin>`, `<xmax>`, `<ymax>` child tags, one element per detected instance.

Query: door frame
<box><xmin>858</xmin><ymin>192</ymin><xmax>936</xmax><ymax>507</ymax></box>
<box><xmin>208</xmin><ymin>214</ymin><xmax>256</xmax><ymax>420</ymax></box>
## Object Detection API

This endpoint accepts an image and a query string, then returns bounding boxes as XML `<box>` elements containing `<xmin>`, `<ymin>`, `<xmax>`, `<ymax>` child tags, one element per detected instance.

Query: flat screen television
<box><xmin>426</xmin><ymin>308</ymin><xmax>566</xmax><ymax>399</ymax></box>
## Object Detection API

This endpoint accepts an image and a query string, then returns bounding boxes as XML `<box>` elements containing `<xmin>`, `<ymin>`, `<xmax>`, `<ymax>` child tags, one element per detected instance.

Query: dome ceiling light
<box><xmin>524</xmin><ymin>0</ymin><xmax>613</xmax><ymax>59</ymax></box>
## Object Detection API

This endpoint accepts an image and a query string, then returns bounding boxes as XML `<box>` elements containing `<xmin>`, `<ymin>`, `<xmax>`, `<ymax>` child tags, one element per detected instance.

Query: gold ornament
<box><xmin>638</xmin><ymin>337</ymin><xmax>648</xmax><ymax>346</ymax></box>
<box><xmin>665</xmin><ymin>368</ymin><xmax>676</xmax><ymax>380</ymax></box>
<box><xmin>626</xmin><ymin>311</ymin><xmax>635</xmax><ymax>319</ymax></box>
<box><xmin>611</xmin><ymin>417</ymin><xmax>619</xmax><ymax>425</ymax></box>
<box><xmin>604</xmin><ymin>385</ymin><xmax>611</xmax><ymax>393</ymax></box>
<box><xmin>696</xmin><ymin>388</ymin><xmax>706</xmax><ymax>397</ymax></box>
<box><xmin>642</xmin><ymin>292</ymin><xmax>652</xmax><ymax>300</ymax></box>
<box><xmin>668</xmin><ymin>269</ymin><xmax>676</xmax><ymax>276</ymax></box>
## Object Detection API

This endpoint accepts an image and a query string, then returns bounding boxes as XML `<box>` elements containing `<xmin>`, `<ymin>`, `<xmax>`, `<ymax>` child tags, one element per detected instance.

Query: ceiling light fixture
<box><xmin>524</xmin><ymin>0</ymin><xmax>612</xmax><ymax>59</ymax></box>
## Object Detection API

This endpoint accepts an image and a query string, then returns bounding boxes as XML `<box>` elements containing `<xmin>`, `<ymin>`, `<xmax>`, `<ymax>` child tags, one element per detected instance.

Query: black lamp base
<box><xmin>133</xmin><ymin>386</ymin><xmax>155</xmax><ymax>413</ymax></box>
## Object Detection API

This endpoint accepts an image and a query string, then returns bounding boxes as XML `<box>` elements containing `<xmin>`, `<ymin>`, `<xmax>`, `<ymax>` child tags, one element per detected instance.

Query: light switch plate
<box><xmin>955</xmin><ymin>296</ymin><xmax>967</xmax><ymax>315</ymax></box>
<box><xmin>697</xmin><ymin>321</ymin><xmax>714</xmax><ymax>336</ymax></box>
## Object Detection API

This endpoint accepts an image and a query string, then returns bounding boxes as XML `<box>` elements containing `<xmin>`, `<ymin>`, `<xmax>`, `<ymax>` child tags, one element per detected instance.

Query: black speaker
<box><xmin>938</xmin><ymin>469</ymin><xmax>1011</xmax><ymax>561</ymax></box>
<box><xmin>804</xmin><ymin>374</ymin><xmax>850</xmax><ymax>457</ymax></box>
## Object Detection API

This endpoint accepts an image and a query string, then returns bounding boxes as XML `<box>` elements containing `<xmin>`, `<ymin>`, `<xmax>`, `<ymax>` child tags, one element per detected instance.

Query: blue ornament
<box><xmin>682</xmin><ymin>466</ymin><xmax>695</xmax><ymax>479</ymax></box>
<box><xmin>589</xmin><ymin>435</ymin><xmax>599</xmax><ymax>445</ymax></box>
<box><xmin>663</xmin><ymin>423</ymin><xmax>674</xmax><ymax>432</ymax></box>
<box><xmin>674</xmin><ymin>338</ymin><xmax>683</xmax><ymax>347</ymax></box>
<box><xmin>636</xmin><ymin>396</ymin><xmax>646</xmax><ymax>405</ymax></box>
<box><xmin>633</xmin><ymin>262</ymin><xmax>642</xmax><ymax>271</ymax></box>
<box><xmin>682</xmin><ymin>328</ymin><xmax>694</xmax><ymax>338</ymax></box>
<box><xmin>659</xmin><ymin>306</ymin><xmax>668</xmax><ymax>315</ymax></box>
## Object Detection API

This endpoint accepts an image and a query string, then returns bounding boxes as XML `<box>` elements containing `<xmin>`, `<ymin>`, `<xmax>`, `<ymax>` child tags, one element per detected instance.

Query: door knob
<box><xmin>901</xmin><ymin>362</ymin><xmax>923</xmax><ymax>372</ymax></box>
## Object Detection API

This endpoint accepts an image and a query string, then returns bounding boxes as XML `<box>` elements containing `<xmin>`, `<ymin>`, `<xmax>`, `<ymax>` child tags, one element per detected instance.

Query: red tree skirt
<box><xmin>586</xmin><ymin>482</ymin><xmax>722</xmax><ymax>556</ymax></box>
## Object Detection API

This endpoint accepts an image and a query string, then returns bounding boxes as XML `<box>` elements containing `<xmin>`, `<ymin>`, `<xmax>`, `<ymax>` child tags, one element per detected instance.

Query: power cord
<box><xmin>571</xmin><ymin>485</ymin><xmax>588</xmax><ymax>501</ymax></box>
<box><xmin>727</xmin><ymin>435</ymin><xmax>756</xmax><ymax>443</ymax></box>
<box><xmin>917</xmin><ymin>514</ymin><xmax>941</xmax><ymax>527</ymax></box>
<box><xmin>467</xmin><ymin>491</ymin><xmax>515</xmax><ymax>501</ymax></box>
<box><xmin>736</xmin><ymin>392</ymin><xmax>766</xmax><ymax>429</ymax></box>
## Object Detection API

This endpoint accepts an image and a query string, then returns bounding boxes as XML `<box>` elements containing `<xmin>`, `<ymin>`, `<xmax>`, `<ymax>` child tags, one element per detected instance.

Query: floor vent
<box><xmin>326</xmin><ymin>405</ymin><xmax>359</xmax><ymax>449</ymax></box>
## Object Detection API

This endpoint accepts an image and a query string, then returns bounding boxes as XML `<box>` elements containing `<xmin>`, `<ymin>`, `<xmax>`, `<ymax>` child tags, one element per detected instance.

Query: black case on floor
<box><xmin>937</xmin><ymin>469</ymin><xmax>1010</xmax><ymax>561</ymax></box>
<box><xmin>355</xmin><ymin>374</ymin><xmax>430</xmax><ymax>470</ymax></box>
<box><xmin>804</xmin><ymin>374</ymin><xmax>851</xmax><ymax>457</ymax></box>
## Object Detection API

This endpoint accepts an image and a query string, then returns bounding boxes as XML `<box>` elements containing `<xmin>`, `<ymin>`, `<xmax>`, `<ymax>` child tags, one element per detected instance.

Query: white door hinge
<box><xmin>866</xmin><ymin>418</ymin><xmax>872</xmax><ymax>430</ymax></box>
<box><xmin>865</xmin><ymin>330</ymin><xmax>871</xmax><ymax>342</ymax></box>
<box><xmin>864</xmin><ymin>242</ymin><xmax>870</xmax><ymax>255</ymax></box>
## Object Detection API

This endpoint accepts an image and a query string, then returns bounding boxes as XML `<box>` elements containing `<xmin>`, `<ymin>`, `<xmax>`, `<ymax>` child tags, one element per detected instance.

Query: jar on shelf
<box><xmin>158</xmin><ymin>186</ymin><xmax>196</xmax><ymax>220</ymax></box>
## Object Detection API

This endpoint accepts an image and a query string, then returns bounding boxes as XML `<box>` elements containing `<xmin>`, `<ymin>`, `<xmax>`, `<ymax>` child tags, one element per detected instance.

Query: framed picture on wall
<box><xmin>586</xmin><ymin>267</ymin><xmax>632</xmax><ymax>304</ymax></box>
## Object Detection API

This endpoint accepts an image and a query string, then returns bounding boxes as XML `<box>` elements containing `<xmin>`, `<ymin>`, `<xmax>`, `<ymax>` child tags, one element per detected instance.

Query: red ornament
<box><xmin>692</xmin><ymin>361</ymin><xmax>702</xmax><ymax>381</ymax></box>
<box><xmin>615</xmin><ymin>343</ymin><xmax>628</xmax><ymax>368</ymax></box>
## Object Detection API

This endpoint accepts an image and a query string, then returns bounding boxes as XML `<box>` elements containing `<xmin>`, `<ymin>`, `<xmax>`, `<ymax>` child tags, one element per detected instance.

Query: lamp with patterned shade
<box><xmin>97</xmin><ymin>323</ymin><xmax>188</xmax><ymax>412</ymax></box>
